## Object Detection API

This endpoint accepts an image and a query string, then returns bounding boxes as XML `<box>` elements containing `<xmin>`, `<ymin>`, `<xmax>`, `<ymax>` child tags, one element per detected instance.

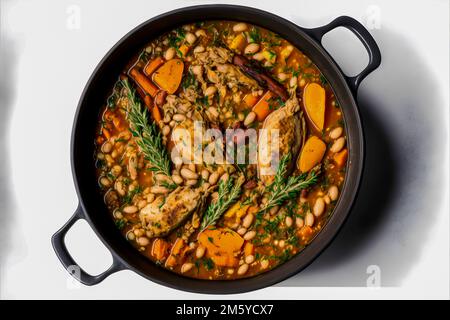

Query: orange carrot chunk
<box><xmin>333</xmin><ymin>148</ymin><xmax>348</xmax><ymax>168</ymax></box>
<box><xmin>244</xmin><ymin>242</ymin><xmax>254</xmax><ymax>256</ymax></box>
<box><xmin>129</xmin><ymin>68</ymin><xmax>158</xmax><ymax>97</ymax></box>
<box><xmin>164</xmin><ymin>238</ymin><xmax>185</xmax><ymax>268</ymax></box>
<box><xmin>151</xmin><ymin>238</ymin><xmax>170</xmax><ymax>261</ymax></box>
<box><xmin>252</xmin><ymin>91</ymin><xmax>274</xmax><ymax>121</ymax></box>
<box><xmin>303</xmin><ymin>83</ymin><xmax>326</xmax><ymax>131</ymax></box>
<box><xmin>243</xmin><ymin>93</ymin><xmax>260</xmax><ymax>108</ymax></box>
<box><xmin>198</xmin><ymin>228</ymin><xmax>244</xmax><ymax>267</ymax></box>
<box><xmin>152</xmin><ymin>106</ymin><xmax>162</xmax><ymax>123</ymax></box>
<box><xmin>152</xmin><ymin>59</ymin><xmax>184</xmax><ymax>94</ymax></box>
<box><xmin>144</xmin><ymin>57</ymin><xmax>165</xmax><ymax>76</ymax></box>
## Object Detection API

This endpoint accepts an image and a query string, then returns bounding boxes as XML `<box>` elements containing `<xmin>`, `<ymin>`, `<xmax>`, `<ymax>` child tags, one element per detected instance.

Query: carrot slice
<box><xmin>252</xmin><ymin>91</ymin><xmax>274</xmax><ymax>121</ymax></box>
<box><xmin>102</xmin><ymin>128</ymin><xmax>111</xmax><ymax>140</ymax></box>
<box><xmin>152</xmin><ymin>106</ymin><xmax>162</xmax><ymax>123</ymax></box>
<box><xmin>298</xmin><ymin>226</ymin><xmax>313</xmax><ymax>240</ymax></box>
<box><xmin>333</xmin><ymin>148</ymin><xmax>348</xmax><ymax>168</ymax></box>
<box><xmin>165</xmin><ymin>238</ymin><xmax>185</xmax><ymax>268</ymax></box>
<box><xmin>298</xmin><ymin>136</ymin><xmax>327</xmax><ymax>172</ymax></box>
<box><xmin>303</xmin><ymin>83</ymin><xmax>326</xmax><ymax>131</ymax></box>
<box><xmin>198</xmin><ymin>228</ymin><xmax>244</xmax><ymax>267</ymax></box>
<box><xmin>151</xmin><ymin>238</ymin><xmax>170</xmax><ymax>260</ymax></box>
<box><xmin>243</xmin><ymin>93</ymin><xmax>260</xmax><ymax>108</ymax></box>
<box><xmin>178</xmin><ymin>44</ymin><xmax>190</xmax><ymax>57</ymax></box>
<box><xmin>210</xmin><ymin>254</ymin><xmax>239</xmax><ymax>267</ymax></box>
<box><xmin>144</xmin><ymin>57</ymin><xmax>164</xmax><ymax>76</ymax></box>
<box><xmin>129</xmin><ymin>68</ymin><xmax>158</xmax><ymax>97</ymax></box>
<box><xmin>152</xmin><ymin>59</ymin><xmax>184</xmax><ymax>94</ymax></box>
<box><xmin>244</xmin><ymin>242</ymin><xmax>254</xmax><ymax>256</ymax></box>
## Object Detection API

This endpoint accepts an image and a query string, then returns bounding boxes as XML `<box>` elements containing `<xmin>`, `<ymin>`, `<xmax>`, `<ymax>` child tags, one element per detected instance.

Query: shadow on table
<box><xmin>0</xmin><ymin>31</ymin><xmax>18</xmax><ymax>271</ymax></box>
<box><xmin>280</xmin><ymin>26</ymin><xmax>446</xmax><ymax>287</ymax></box>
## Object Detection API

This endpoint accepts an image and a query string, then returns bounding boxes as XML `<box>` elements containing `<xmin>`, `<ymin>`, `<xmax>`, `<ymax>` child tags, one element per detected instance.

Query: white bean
<box><xmin>205</xmin><ymin>86</ymin><xmax>217</xmax><ymax>96</ymax></box>
<box><xmin>137</xmin><ymin>237</ymin><xmax>150</xmax><ymax>246</ymax></box>
<box><xmin>185</xmin><ymin>32</ymin><xmax>196</xmax><ymax>44</ymax></box>
<box><xmin>196</xmin><ymin>246</ymin><xmax>205</xmax><ymax>259</ymax></box>
<box><xmin>244</xmin><ymin>43</ymin><xmax>260</xmax><ymax>55</ymax></box>
<box><xmin>242</xmin><ymin>213</ymin><xmax>254</xmax><ymax>228</ymax></box>
<box><xmin>245</xmin><ymin>255</ymin><xmax>255</xmax><ymax>264</ymax></box>
<box><xmin>296</xmin><ymin>217</ymin><xmax>304</xmax><ymax>228</ymax></box>
<box><xmin>208</xmin><ymin>172</ymin><xmax>220</xmax><ymax>185</ymax></box>
<box><xmin>150</xmin><ymin>186</ymin><xmax>169</xmax><ymax>194</ymax></box>
<box><xmin>330</xmin><ymin>137</ymin><xmax>346</xmax><ymax>153</ymax></box>
<box><xmin>162</xmin><ymin>125</ymin><xmax>170</xmax><ymax>136</ymax></box>
<box><xmin>329</xmin><ymin>126</ymin><xmax>343</xmax><ymax>139</ymax></box>
<box><xmin>201</xmin><ymin>169</ymin><xmax>210</xmax><ymax>180</ymax></box>
<box><xmin>113</xmin><ymin>210</ymin><xmax>123</xmax><ymax>219</ymax></box>
<box><xmin>165</xmin><ymin>47</ymin><xmax>176</xmax><ymax>60</ymax></box>
<box><xmin>173</xmin><ymin>114</ymin><xmax>186</xmax><ymax>122</ymax></box>
<box><xmin>305</xmin><ymin>212</ymin><xmax>315</xmax><ymax>226</ymax></box>
<box><xmin>244</xmin><ymin>111</ymin><xmax>256</xmax><ymax>126</ymax></box>
<box><xmin>172</xmin><ymin>174</ymin><xmax>183</xmax><ymax>185</ymax></box>
<box><xmin>237</xmin><ymin>227</ymin><xmax>247</xmax><ymax>236</ymax></box>
<box><xmin>126</xmin><ymin>231</ymin><xmax>135</xmax><ymax>241</ymax></box>
<box><xmin>194</xmin><ymin>45</ymin><xmax>205</xmax><ymax>53</ymax></box>
<box><xmin>137</xmin><ymin>200</ymin><xmax>147</xmax><ymax>210</ymax></box>
<box><xmin>233</xmin><ymin>22</ymin><xmax>248</xmax><ymax>32</ymax></box>
<box><xmin>237</xmin><ymin>263</ymin><xmax>249</xmax><ymax>275</ymax></box>
<box><xmin>328</xmin><ymin>185</ymin><xmax>339</xmax><ymax>201</ymax></box>
<box><xmin>285</xmin><ymin>216</ymin><xmax>293</xmax><ymax>227</ymax></box>
<box><xmin>180</xmin><ymin>168</ymin><xmax>199</xmax><ymax>180</ymax></box>
<box><xmin>313</xmin><ymin>198</ymin><xmax>325</xmax><ymax>217</ymax></box>
<box><xmin>269</xmin><ymin>206</ymin><xmax>279</xmax><ymax>215</ymax></box>
<box><xmin>185</xmin><ymin>179</ymin><xmax>198</xmax><ymax>186</ymax></box>
<box><xmin>181</xmin><ymin>262</ymin><xmax>194</xmax><ymax>274</ymax></box>
<box><xmin>100</xmin><ymin>176</ymin><xmax>111</xmax><ymax>187</ymax></box>
<box><xmin>123</xmin><ymin>205</ymin><xmax>138</xmax><ymax>214</ymax></box>
<box><xmin>101</xmin><ymin>142</ymin><xmax>112</xmax><ymax>153</ymax></box>
<box><xmin>243</xmin><ymin>230</ymin><xmax>256</xmax><ymax>240</ymax></box>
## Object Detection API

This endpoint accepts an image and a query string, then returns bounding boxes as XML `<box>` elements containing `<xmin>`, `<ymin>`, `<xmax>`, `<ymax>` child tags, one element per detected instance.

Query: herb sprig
<box><xmin>260</xmin><ymin>153</ymin><xmax>319</xmax><ymax>213</ymax></box>
<box><xmin>122</xmin><ymin>79</ymin><xmax>171</xmax><ymax>177</ymax></box>
<box><xmin>200</xmin><ymin>176</ymin><xmax>244</xmax><ymax>231</ymax></box>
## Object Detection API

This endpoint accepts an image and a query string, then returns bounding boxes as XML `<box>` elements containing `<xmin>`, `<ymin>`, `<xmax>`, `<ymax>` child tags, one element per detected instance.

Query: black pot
<box><xmin>52</xmin><ymin>5</ymin><xmax>380</xmax><ymax>294</ymax></box>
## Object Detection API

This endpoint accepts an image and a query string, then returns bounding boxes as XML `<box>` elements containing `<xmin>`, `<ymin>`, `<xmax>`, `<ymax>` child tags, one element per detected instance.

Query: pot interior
<box><xmin>71</xmin><ymin>5</ymin><xmax>363</xmax><ymax>293</ymax></box>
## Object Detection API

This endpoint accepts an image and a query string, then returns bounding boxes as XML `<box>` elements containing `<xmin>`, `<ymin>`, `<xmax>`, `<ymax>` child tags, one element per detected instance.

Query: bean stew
<box><xmin>94</xmin><ymin>21</ymin><xmax>347</xmax><ymax>280</ymax></box>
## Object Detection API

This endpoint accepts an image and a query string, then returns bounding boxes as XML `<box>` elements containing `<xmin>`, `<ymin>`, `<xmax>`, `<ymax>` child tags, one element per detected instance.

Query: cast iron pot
<box><xmin>52</xmin><ymin>5</ymin><xmax>380</xmax><ymax>294</ymax></box>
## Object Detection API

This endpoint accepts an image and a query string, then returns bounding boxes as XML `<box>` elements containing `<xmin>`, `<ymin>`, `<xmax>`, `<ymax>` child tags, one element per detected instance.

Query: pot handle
<box><xmin>307</xmin><ymin>16</ymin><xmax>381</xmax><ymax>94</ymax></box>
<box><xmin>51</xmin><ymin>205</ymin><xmax>125</xmax><ymax>286</ymax></box>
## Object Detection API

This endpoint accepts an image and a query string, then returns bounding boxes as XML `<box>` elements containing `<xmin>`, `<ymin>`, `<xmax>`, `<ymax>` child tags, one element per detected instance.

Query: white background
<box><xmin>0</xmin><ymin>0</ymin><xmax>448</xmax><ymax>299</ymax></box>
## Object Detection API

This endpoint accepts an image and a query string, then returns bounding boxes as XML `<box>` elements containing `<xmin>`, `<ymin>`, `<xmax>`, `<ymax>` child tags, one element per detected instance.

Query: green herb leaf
<box><xmin>200</xmin><ymin>176</ymin><xmax>244</xmax><ymax>231</ymax></box>
<box><xmin>122</xmin><ymin>79</ymin><xmax>171</xmax><ymax>177</ymax></box>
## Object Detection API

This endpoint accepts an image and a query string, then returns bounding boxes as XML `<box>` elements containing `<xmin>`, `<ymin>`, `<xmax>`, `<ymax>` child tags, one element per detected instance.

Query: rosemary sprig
<box><xmin>200</xmin><ymin>176</ymin><xmax>244</xmax><ymax>232</ymax></box>
<box><xmin>122</xmin><ymin>79</ymin><xmax>171</xmax><ymax>177</ymax></box>
<box><xmin>260</xmin><ymin>153</ymin><xmax>319</xmax><ymax>213</ymax></box>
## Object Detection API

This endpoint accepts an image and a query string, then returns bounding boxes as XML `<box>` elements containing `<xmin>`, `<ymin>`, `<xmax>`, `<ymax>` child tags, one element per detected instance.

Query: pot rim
<box><xmin>68</xmin><ymin>4</ymin><xmax>368</xmax><ymax>294</ymax></box>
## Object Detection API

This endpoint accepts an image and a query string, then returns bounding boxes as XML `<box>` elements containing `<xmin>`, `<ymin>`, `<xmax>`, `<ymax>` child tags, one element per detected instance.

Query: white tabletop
<box><xmin>1</xmin><ymin>0</ymin><xmax>448</xmax><ymax>299</ymax></box>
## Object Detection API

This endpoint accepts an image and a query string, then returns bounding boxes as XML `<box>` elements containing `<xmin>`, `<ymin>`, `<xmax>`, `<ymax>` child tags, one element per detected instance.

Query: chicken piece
<box><xmin>257</xmin><ymin>90</ymin><xmax>305</xmax><ymax>185</ymax></box>
<box><xmin>140</xmin><ymin>184</ymin><xmax>211</xmax><ymax>238</ymax></box>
